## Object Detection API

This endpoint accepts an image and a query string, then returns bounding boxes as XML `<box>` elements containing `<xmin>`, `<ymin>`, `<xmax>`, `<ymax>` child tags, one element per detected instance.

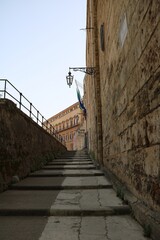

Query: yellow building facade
<box><xmin>47</xmin><ymin>102</ymin><xmax>86</xmax><ymax>151</ymax></box>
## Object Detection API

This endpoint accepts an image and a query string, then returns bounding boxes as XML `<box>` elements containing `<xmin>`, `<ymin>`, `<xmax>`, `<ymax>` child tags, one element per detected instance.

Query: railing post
<box><xmin>30</xmin><ymin>103</ymin><xmax>32</xmax><ymax>118</ymax></box>
<box><xmin>37</xmin><ymin>110</ymin><xmax>39</xmax><ymax>124</ymax></box>
<box><xmin>42</xmin><ymin>116</ymin><xmax>44</xmax><ymax>128</ymax></box>
<box><xmin>53</xmin><ymin>128</ymin><xmax>56</xmax><ymax>136</ymax></box>
<box><xmin>51</xmin><ymin>125</ymin><xmax>53</xmax><ymax>135</ymax></box>
<box><xmin>47</xmin><ymin>121</ymin><xmax>50</xmax><ymax>133</ymax></box>
<box><xmin>4</xmin><ymin>80</ymin><xmax>7</xmax><ymax>99</ymax></box>
<box><xmin>19</xmin><ymin>93</ymin><xmax>22</xmax><ymax>109</ymax></box>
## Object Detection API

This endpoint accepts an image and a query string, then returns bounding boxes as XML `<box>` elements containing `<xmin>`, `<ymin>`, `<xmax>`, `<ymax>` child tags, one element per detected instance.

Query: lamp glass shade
<box><xmin>66</xmin><ymin>72</ymin><xmax>73</xmax><ymax>87</ymax></box>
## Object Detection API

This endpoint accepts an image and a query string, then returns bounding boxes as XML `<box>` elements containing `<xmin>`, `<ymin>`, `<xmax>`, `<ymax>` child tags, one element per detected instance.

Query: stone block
<box><xmin>109</xmin><ymin>138</ymin><xmax>120</xmax><ymax>156</ymax></box>
<box><xmin>136</xmin><ymin>0</ymin><xmax>150</xmax><ymax>28</ymax></box>
<box><xmin>148</xmin><ymin>68</ymin><xmax>160</xmax><ymax>112</ymax></box>
<box><xmin>126</xmin><ymin>0</ymin><xmax>139</xmax><ymax>28</ymax></box>
<box><xmin>127</xmin><ymin>66</ymin><xmax>140</xmax><ymax>102</ymax></box>
<box><xmin>119</xmin><ymin>127</ymin><xmax>132</xmax><ymax>152</ymax></box>
<box><xmin>131</xmin><ymin>118</ymin><xmax>149</xmax><ymax>148</ymax></box>
<box><xmin>140</xmin><ymin>1</ymin><xmax>160</xmax><ymax>51</ymax></box>
<box><xmin>126</xmin><ymin>101</ymin><xmax>137</xmax><ymax>127</ymax></box>
<box><xmin>121</xmin><ymin>151</ymin><xmax>129</xmax><ymax>166</ymax></box>
<box><xmin>146</xmin><ymin>108</ymin><xmax>160</xmax><ymax>145</ymax></box>
<box><xmin>138</xmin><ymin>21</ymin><xmax>160</xmax><ymax>90</ymax></box>
<box><xmin>144</xmin><ymin>145</ymin><xmax>160</xmax><ymax>177</ymax></box>
<box><xmin>135</xmin><ymin>86</ymin><xmax>150</xmax><ymax>119</ymax></box>
<box><xmin>116</xmin><ymin>88</ymin><xmax>127</xmax><ymax>117</ymax></box>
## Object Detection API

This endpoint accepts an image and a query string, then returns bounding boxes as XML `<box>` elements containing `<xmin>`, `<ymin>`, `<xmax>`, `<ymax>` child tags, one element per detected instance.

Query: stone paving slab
<box><xmin>10</xmin><ymin>176</ymin><xmax>112</xmax><ymax>190</ymax></box>
<box><xmin>30</xmin><ymin>169</ymin><xmax>104</xmax><ymax>177</ymax></box>
<box><xmin>0</xmin><ymin>216</ymin><xmax>47</xmax><ymax>240</ymax></box>
<box><xmin>39</xmin><ymin>216</ymin><xmax>150</xmax><ymax>240</ymax></box>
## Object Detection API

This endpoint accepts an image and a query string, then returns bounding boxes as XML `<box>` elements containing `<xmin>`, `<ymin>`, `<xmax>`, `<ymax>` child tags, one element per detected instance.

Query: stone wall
<box><xmin>0</xmin><ymin>99</ymin><xmax>67</xmax><ymax>192</ymax></box>
<box><xmin>85</xmin><ymin>0</ymin><xmax>103</xmax><ymax>163</ymax></box>
<box><xmin>85</xmin><ymin>0</ymin><xmax>160</xmax><ymax>213</ymax></box>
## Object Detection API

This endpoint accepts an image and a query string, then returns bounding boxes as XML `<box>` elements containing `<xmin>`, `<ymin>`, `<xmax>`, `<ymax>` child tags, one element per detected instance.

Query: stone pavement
<box><xmin>0</xmin><ymin>150</ymin><xmax>151</xmax><ymax>240</ymax></box>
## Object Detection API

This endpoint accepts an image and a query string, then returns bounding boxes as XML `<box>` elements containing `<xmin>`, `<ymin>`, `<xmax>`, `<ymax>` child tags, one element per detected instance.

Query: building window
<box><xmin>66</xmin><ymin>135</ymin><xmax>69</xmax><ymax>141</ymax></box>
<box><xmin>70</xmin><ymin>133</ymin><xmax>72</xmax><ymax>140</ymax></box>
<box><xmin>74</xmin><ymin>115</ymin><xmax>79</xmax><ymax>125</ymax></box>
<box><xmin>75</xmin><ymin>115</ymin><xmax>79</xmax><ymax>124</ymax></box>
<box><xmin>66</xmin><ymin>120</ymin><xmax>69</xmax><ymax>128</ymax></box>
<box><xmin>70</xmin><ymin>118</ymin><xmax>73</xmax><ymax>127</ymax></box>
<box><xmin>73</xmin><ymin>117</ymin><xmax>76</xmax><ymax>125</ymax></box>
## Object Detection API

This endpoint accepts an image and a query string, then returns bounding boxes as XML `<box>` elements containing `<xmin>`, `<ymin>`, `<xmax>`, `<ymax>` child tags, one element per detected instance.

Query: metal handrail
<box><xmin>0</xmin><ymin>79</ymin><xmax>65</xmax><ymax>145</ymax></box>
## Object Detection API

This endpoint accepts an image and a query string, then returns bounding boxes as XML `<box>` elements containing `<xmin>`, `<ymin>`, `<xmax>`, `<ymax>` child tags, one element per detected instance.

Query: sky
<box><xmin>0</xmin><ymin>0</ymin><xmax>86</xmax><ymax>119</ymax></box>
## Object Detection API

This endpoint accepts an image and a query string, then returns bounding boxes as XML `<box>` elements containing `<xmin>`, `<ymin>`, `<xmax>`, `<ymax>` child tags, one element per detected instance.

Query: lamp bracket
<box><xmin>69</xmin><ymin>67</ymin><xmax>95</xmax><ymax>75</ymax></box>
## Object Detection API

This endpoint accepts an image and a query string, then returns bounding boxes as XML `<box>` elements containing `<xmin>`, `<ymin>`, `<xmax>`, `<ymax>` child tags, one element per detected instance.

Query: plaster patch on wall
<box><xmin>119</xmin><ymin>13</ymin><xmax>128</xmax><ymax>48</ymax></box>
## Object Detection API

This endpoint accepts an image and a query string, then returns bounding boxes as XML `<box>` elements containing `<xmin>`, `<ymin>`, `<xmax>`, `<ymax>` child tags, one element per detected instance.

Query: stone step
<box><xmin>50</xmin><ymin>189</ymin><xmax>130</xmax><ymax>216</ymax></box>
<box><xmin>56</xmin><ymin>158</ymin><xmax>91</xmax><ymax>161</ymax></box>
<box><xmin>9</xmin><ymin>185</ymin><xmax>112</xmax><ymax>190</ymax></box>
<box><xmin>61</xmin><ymin>153</ymin><xmax>88</xmax><ymax>157</ymax></box>
<box><xmin>50</xmin><ymin>206</ymin><xmax>131</xmax><ymax>217</ymax></box>
<box><xmin>29</xmin><ymin>169</ymin><xmax>104</xmax><ymax>177</ymax></box>
<box><xmin>68</xmin><ymin>157</ymin><xmax>90</xmax><ymax>160</ymax></box>
<box><xmin>47</xmin><ymin>161</ymin><xmax>93</xmax><ymax>165</ymax></box>
<box><xmin>0</xmin><ymin>190</ymin><xmax>59</xmax><ymax>216</ymax></box>
<box><xmin>10</xmin><ymin>176</ymin><xmax>112</xmax><ymax>190</ymax></box>
<box><xmin>42</xmin><ymin>165</ymin><xmax>96</xmax><ymax>170</ymax></box>
<box><xmin>60</xmin><ymin>156</ymin><xmax>90</xmax><ymax>159</ymax></box>
<box><xmin>52</xmin><ymin>158</ymin><xmax>92</xmax><ymax>162</ymax></box>
<box><xmin>0</xmin><ymin>189</ymin><xmax>130</xmax><ymax>217</ymax></box>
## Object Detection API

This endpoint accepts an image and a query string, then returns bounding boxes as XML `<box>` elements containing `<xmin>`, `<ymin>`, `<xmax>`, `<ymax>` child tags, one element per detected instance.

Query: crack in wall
<box><xmin>97</xmin><ymin>189</ymin><xmax>102</xmax><ymax>207</ymax></box>
<box><xmin>105</xmin><ymin>217</ymin><xmax>111</xmax><ymax>240</ymax></box>
<box><xmin>77</xmin><ymin>216</ymin><xmax>82</xmax><ymax>240</ymax></box>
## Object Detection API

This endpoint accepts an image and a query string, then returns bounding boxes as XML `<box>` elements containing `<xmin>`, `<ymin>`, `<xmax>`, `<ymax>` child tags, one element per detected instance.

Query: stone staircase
<box><xmin>0</xmin><ymin>150</ymin><xmax>151</xmax><ymax>240</ymax></box>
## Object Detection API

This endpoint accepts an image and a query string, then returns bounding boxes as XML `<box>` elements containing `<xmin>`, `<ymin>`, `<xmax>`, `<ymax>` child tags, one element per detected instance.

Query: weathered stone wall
<box><xmin>85</xmin><ymin>0</ymin><xmax>103</xmax><ymax>163</ymax></box>
<box><xmin>0</xmin><ymin>99</ymin><xmax>67</xmax><ymax>192</ymax></box>
<box><xmin>85</xmin><ymin>0</ymin><xmax>160</xmax><ymax>213</ymax></box>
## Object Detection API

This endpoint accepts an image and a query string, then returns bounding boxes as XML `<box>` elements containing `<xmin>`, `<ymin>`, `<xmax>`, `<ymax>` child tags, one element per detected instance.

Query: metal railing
<box><xmin>0</xmin><ymin>79</ymin><xmax>65</xmax><ymax>145</ymax></box>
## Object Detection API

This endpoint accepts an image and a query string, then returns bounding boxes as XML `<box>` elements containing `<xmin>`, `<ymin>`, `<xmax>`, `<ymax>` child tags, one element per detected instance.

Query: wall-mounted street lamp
<box><xmin>66</xmin><ymin>67</ymin><xmax>95</xmax><ymax>87</ymax></box>
<box><xmin>66</xmin><ymin>71</ymin><xmax>74</xmax><ymax>88</ymax></box>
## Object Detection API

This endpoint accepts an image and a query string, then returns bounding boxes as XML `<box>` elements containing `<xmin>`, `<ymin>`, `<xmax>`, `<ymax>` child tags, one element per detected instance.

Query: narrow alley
<box><xmin>0</xmin><ymin>0</ymin><xmax>160</xmax><ymax>239</ymax></box>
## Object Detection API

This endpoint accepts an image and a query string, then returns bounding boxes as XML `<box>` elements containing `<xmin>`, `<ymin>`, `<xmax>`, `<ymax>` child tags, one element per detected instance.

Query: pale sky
<box><xmin>0</xmin><ymin>0</ymin><xmax>86</xmax><ymax>119</ymax></box>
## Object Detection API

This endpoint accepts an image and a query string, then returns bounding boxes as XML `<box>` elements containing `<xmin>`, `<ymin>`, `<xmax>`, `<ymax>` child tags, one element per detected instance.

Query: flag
<box><xmin>75</xmin><ymin>81</ymin><xmax>87</xmax><ymax>118</ymax></box>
